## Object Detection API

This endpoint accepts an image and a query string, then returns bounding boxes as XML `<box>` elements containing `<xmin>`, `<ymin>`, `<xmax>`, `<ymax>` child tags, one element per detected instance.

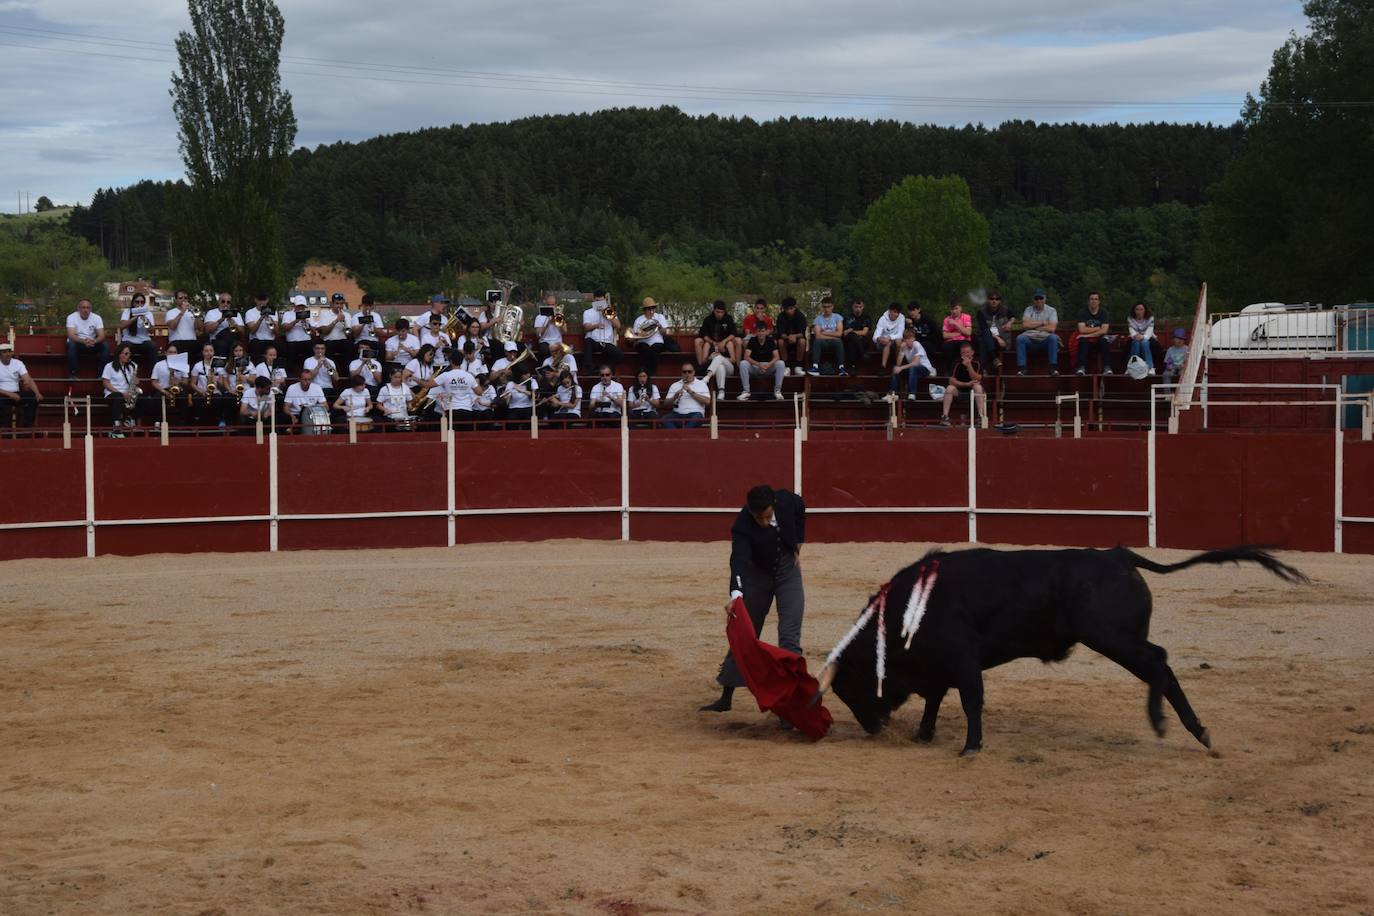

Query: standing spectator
<box><xmin>738</xmin><ymin>324</ymin><xmax>785</xmax><ymax>401</ymax></box>
<box><xmin>908</xmin><ymin>301</ymin><xmax>941</xmax><ymax>359</ymax></box>
<box><xmin>65</xmin><ymin>298</ymin><xmax>109</xmax><ymax>377</ymax></box>
<box><xmin>872</xmin><ymin>302</ymin><xmax>906</xmax><ymax>371</ymax></box>
<box><xmin>775</xmin><ymin>297</ymin><xmax>808</xmax><ymax>376</ymax></box>
<box><xmin>939</xmin><ymin>342</ymin><xmax>987</xmax><ymax>427</ymax></box>
<box><xmin>314</xmin><ymin>293</ymin><xmax>354</xmax><ymax>368</ymax></box>
<box><xmin>244</xmin><ymin>292</ymin><xmax>279</xmax><ymax>362</ymax></box>
<box><xmin>582</xmin><ymin>290</ymin><xmax>623</xmax><ymax>373</ymax></box>
<box><xmin>533</xmin><ymin>292</ymin><xmax>565</xmax><ymax>362</ymax></box>
<box><xmin>808</xmin><ymin>296</ymin><xmax>845</xmax><ymax>375</ymax></box>
<box><xmin>632</xmin><ymin>298</ymin><xmax>670</xmax><ymax>377</ymax></box>
<box><xmin>941</xmin><ymin>298</ymin><xmax>973</xmax><ymax>368</ymax></box>
<box><xmin>696</xmin><ymin>299</ymin><xmax>740</xmax><ymax>389</ymax></box>
<box><xmin>0</xmin><ymin>342</ymin><xmax>42</xmax><ymax>429</ymax></box>
<box><xmin>627</xmin><ymin>368</ymin><xmax>660</xmax><ymax>423</ymax></box>
<box><xmin>589</xmin><ymin>365</ymin><xmax>626</xmax><ymax>425</ymax></box>
<box><xmin>164</xmin><ymin>290</ymin><xmax>201</xmax><ymax>361</ymax></box>
<box><xmin>117</xmin><ymin>292</ymin><xmax>158</xmax><ymax>369</ymax></box>
<box><xmin>279</xmin><ymin>295</ymin><xmax>315</xmax><ymax>371</ymax></box>
<box><xmin>741</xmin><ymin>298</ymin><xmax>774</xmax><ymax>337</ymax></box>
<box><xmin>886</xmin><ymin>327</ymin><xmax>933</xmax><ymax>401</ymax></box>
<box><xmin>203</xmin><ymin>291</ymin><xmax>238</xmax><ymax>357</ymax></box>
<box><xmin>974</xmin><ymin>290</ymin><xmax>1012</xmax><ymax>370</ymax></box>
<box><xmin>841</xmin><ymin>298</ymin><xmax>872</xmax><ymax>373</ymax></box>
<box><xmin>431</xmin><ymin>360</ymin><xmax>484</xmax><ymax>425</ymax></box>
<box><xmin>1016</xmin><ymin>289</ymin><xmax>1060</xmax><ymax>376</ymax></box>
<box><xmin>1127</xmin><ymin>301</ymin><xmax>1156</xmax><ymax>375</ymax></box>
<box><xmin>351</xmin><ymin>294</ymin><xmax>385</xmax><ymax>366</ymax></box>
<box><xmin>1075</xmin><ymin>292</ymin><xmax>1112</xmax><ymax>375</ymax></box>
<box><xmin>1163</xmin><ymin>328</ymin><xmax>1190</xmax><ymax>385</ymax></box>
<box><xmin>662</xmin><ymin>363</ymin><xmax>711</xmax><ymax>428</ymax></box>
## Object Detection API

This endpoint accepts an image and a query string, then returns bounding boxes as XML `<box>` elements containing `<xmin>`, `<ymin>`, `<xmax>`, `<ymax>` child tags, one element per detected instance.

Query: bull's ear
<box><xmin>816</xmin><ymin>663</ymin><xmax>835</xmax><ymax>695</ymax></box>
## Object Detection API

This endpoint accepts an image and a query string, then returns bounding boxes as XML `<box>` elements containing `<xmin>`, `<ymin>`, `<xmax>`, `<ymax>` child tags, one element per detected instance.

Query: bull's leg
<box><xmin>1085</xmin><ymin>636</ymin><xmax>1211</xmax><ymax>748</ymax></box>
<box><xmin>955</xmin><ymin>669</ymin><xmax>984</xmax><ymax>756</ymax></box>
<box><xmin>913</xmin><ymin>686</ymin><xmax>948</xmax><ymax>744</ymax></box>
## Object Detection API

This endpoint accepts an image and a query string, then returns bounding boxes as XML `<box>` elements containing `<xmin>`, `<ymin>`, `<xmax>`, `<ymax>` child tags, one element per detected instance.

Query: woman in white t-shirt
<box><xmin>254</xmin><ymin>344</ymin><xmax>288</xmax><ymax>394</ymax></box>
<box><xmin>100</xmin><ymin>344</ymin><xmax>141</xmax><ymax>436</ymax></box>
<box><xmin>332</xmin><ymin>375</ymin><xmax>375</xmax><ymax>428</ymax></box>
<box><xmin>403</xmin><ymin>344</ymin><xmax>439</xmax><ymax>395</ymax></box>
<box><xmin>501</xmin><ymin>366</ymin><xmax>536</xmax><ymax>423</ymax></box>
<box><xmin>545</xmin><ymin>370</ymin><xmax>582</xmax><ymax>420</ymax></box>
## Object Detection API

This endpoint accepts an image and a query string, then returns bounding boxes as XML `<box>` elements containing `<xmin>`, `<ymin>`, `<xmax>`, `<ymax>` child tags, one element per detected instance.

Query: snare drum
<box><xmin>300</xmin><ymin>403</ymin><xmax>332</xmax><ymax>435</ymax></box>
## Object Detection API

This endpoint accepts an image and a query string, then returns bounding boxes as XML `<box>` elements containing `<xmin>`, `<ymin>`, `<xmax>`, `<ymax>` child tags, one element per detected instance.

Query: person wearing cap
<box><xmin>872</xmin><ymin>302</ymin><xmax>906</xmax><ymax>371</ymax></box>
<box><xmin>632</xmin><ymin>297</ymin><xmax>669</xmax><ymax>377</ymax></box>
<box><xmin>1075</xmin><ymin>292</ymin><xmax>1112</xmax><ymax>375</ymax></box>
<box><xmin>313</xmin><ymin>292</ymin><xmax>354</xmax><ymax>368</ymax></box>
<box><xmin>696</xmin><ymin>299</ymin><xmax>739</xmax><ymax>391</ymax></box>
<box><xmin>117</xmin><ymin>292</ymin><xmax>158</xmax><ymax>371</ymax></box>
<box><xmin>1016</xmin><ymin>289</ymin><xmax>1060</xmax><ymax>376</ymax></box>
<box><xmin>245</xmin><ymin>292</ymin><xmax>280</xmax><ymax>362</ymax></box>
<box><xmin>280</xmin><ymin>294</ymin><xmax>315</xmax><ymax>372</ymax></box>
<box><xmin>164</xmin><ymin>290</ymin><xmax>201</xmax><ymax>362</ymax></box>
<box><xmin>533</xmin><ymin>292</ymin><xmax>565</xmax><ymax>363</ymax></box>
<box><xmin>414</xmin><ymin>294</ymin><xmax>447</xmax><ymax>331</ymax></box>
<box><xmin>974</xmin><ymin>289</ymin><xmax>1012</xmax><ymax>371</ymax></box>
<box><xmin>700</xmin><ymin>484</ymin><xmax>807</xmax><ymax>717</ymax></box>
<box><xmin>0</xmin><ymin>342</ymin><xmax>42</xmax><ymax>430</ymax></box>
<box><xmin>775</xmin><ymin>297</ymin><xmax>808</xmax><ymax>376</ymax></box>
<box><xmin>582</xmin><ymin>289</ymin><xmax>623</xmax><ymax>374</ymax></box>
<box><xmin>1163</xmin><ymin>327</ymin><xmax>1189</xmax><ymax>385</ymax></box>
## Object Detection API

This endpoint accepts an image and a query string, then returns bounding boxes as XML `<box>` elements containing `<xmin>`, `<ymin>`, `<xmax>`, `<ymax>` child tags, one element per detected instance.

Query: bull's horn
<box><xmin>816</xmin><ymin>663</ymin><xmax>835</xmax><ymax>695</ymax></box>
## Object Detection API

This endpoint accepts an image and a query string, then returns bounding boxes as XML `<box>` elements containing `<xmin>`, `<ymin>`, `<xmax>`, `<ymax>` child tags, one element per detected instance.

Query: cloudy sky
<box><xmin>0</xmin><ymin>0</ymin><xmax>1306</xmax><ymax>207</ymax></box>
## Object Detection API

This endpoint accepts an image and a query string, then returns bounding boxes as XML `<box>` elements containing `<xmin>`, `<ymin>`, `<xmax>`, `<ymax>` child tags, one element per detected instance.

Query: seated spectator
<box><xmin>545</xmin><ymin>369</ymin><xmax>583</xmax><ymax>421</ymax></box>
<box><xmin>974</xmin><ymin>290</ymin><xmax>1012</xmax><ymax>370</ymax></box>
<box><xmin>741</xmin><ymin>298</ymin><xmax>774</xmax><ymax>337</ymax></box>
<box><xmin>385</xmin><ymin>318</ymin><xmax>421</xmax><ymax>371</ymax></box>
<box><xmin>284</xmin><ymin>368</ymin><xmax>328</xmax><ymax>431</ymax></box>
<box><xmin>662</xmin><ymin>363</ymin><xmax>710</xmax><ymax>428</ymax></box>
<box><xmin>1163</xmin><ymin>328</ymin><xmax>1189</xmax><ymax>385</ymax></box>
<box><xmin>1127</xmin><ymin>301</ymin><xmax>1156</xmax><ymax>375</ymax></box>
<box><xmin>253</xmin><ymin>344</ymin><xmax>288</xmax><ymax>396</ymax></box>
<box><xmin>100</xmin><ymin>343</ymin><xmax>141</xmax><ymax>437</ymax></box>
<box><xmin>376</xmin><ymin>372</ymin><xmax>414</xmax><ymax>427</ymax></box>
<box><xmin>696</xmin><ymin>299</ymin><xmax>740</xmax><ymax>389</ymax></box>
<box><xmin>500</xmin><ymin>364</ymin><xmax>537</xmax><ymax>423</ymax></box>
<box><xmin>351</xmin><ymin>294</ymin><xmax>385</xmax><ymax>365</ymax></box>
<box><xmin>350</xmin><ymin>345</ymin><xmax>385</xmax><ymax>397</ymax></box>
<box><xmin>533</xmin><ymin>292</ymin><xmax>565</xmax><ymax>363</ymax></box>
<box><xmin>0</xmin><ymin>342</ymin><xmax>42</xmax><ymax>429</ymax></box>
<box><xmin>872</xmin><ymin>302</ymin><xmax>906</xmax><ymax>371</ymax></box>
<box><xmin>940</xmin><ymin>342</ymin><xmax>987</xmax><ymax>427</ymax></box>
<box><xmin>1016</xmin><ymin>290</ymin><xmax>1060</xmax><ymax>376</ymax></box>
<box><xmin>808</xmin><ymin>296</ymin><xmax>844</xmax><ymax>375</ymax></box>
<box><xmin>841</xmin><ymin>298</ymin><xmax>871</xmax><ymax>372</ymax></box>
<box><xmin>1075</xmin><ymin>292</ymin><xmax>1112</xmax><ymax>375</ymax></box>
<box><xmin>738</xmin><ymin>324</ymin><xmax>785</xmax><ymax>401</ymax></box>
<box><xmin>239</xmin><ymin>376</ymin><xmax>286</xmax><ymax>430</ymax></box>
<box><xmin>631</xmin><ymin>298</ymin><xmax>670</xmax><ymax>377</ymax></box>
<box><xmin>402</xmin><ymin>343</ymin><xmax>440</xmax><ymax>397</ymax></box>
<box><xmin>332</xmin><ymin>375</ymin><xmax>376</xmax><ymax>430</ymax></box>
<box><xmin>908</xmin><ymin>301</ymin><xmax>941</xmax><ymax>361</ymax></box>
<box><xmin>190</xmin><ymin>342</ymin><xmax>234</xmax><ymax>428</ymax></box>
<box><xmin>627</xmin><ymin>368</ymin><xmax>660</xmax><ymax>423</ymax></box>
<box><xmin>589</xmin><ymin>366</ymin><xmax>626</xmax><ymax>425</ymax></box>
<box><xmin>279</xmin><ymin>295</ymin><xmax>315</xmax><ymax>371</ymax></box>
<box><xmin>776</xmin><ymin>297</ymin><xmax>808</xmax><ymax>376</ymax></box>
<box><xmin>941</xmin><ymin>298</ymin><xmax>972</xmax><ymax>368</ymax></box>
<box><xmin>66</xmin><ymin>298</ymin><xmax>109</xmax><ymax>378</ymax></box>
<box><xmin>420</xmin><ymin>313</ymin><xmax>453</xmax><ymax>368</ymax></box>
<box><xmin>886</xmin><ymin>327</ymin><xmax>933</xmax><ymax>401</ymax></box>
<box><xmin>303</xmin><ymin>341</ymin><xmax>342</xmax><ymax>401</ymax></box>
<box><xmin>582</xmin><ymin>291</ymin><xmax>623</xmax><ymax>373</ymax></box>
<box><xmin>118</xmin><ymin>292</ymin><xmax>158</xmax><ymax>370</ymax></box>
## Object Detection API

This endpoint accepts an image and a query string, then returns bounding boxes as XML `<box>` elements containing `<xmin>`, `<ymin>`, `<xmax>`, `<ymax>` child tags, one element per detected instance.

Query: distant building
<box><xmin>108</xmin><ymin>279</ymin><xmax>173</xmax><ymax>312</ymax></box>
<box><xmin>289</xmin><ymin>289</ymin><xmax>329</xmax><ymax>307</ymax></box>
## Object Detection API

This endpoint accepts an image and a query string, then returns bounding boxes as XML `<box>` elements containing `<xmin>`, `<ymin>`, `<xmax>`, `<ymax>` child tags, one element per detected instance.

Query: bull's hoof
<box><xmin>958</xmin><ymin>745</ymin><xmax>981</xmax><ymax>758</ymax></box>
<box><xmin>913</xmin><ymin>729</ymin><xmax>935</xmax><ymax>744</ymax></box>
<box><xmin>1152</xmin><ymin>719</ymin><xmax>1167</xmax><ymax>739</ymax></box>
<box><xmin>1197</xmin><ymin>727</ymin><xmax>1211</xmax><ymax>749</ymax></box>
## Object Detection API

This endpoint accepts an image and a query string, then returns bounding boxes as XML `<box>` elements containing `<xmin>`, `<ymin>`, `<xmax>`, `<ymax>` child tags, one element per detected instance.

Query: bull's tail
<box><xmin>1122</xmin><ymin>545</ymin><xmax>1309</xmax><ymax>585</ymax></box>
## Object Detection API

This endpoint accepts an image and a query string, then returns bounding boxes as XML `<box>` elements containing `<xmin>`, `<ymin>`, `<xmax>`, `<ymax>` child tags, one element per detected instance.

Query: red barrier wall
<box><xmin>278</xmin><ymin>516</ymin><xmax>446</xmax><ymax>551</ymax></box>
<box><xmin>803</xmin><ymin>438</ymin><xmax>967</xmax><ymax>543</ymax></box>
<box><xmin>0</xmin><ymin>445</ymin><xmax>85</xmax><ymax>525</ymax></box>
<box><xmin>629</xmin><ymin>435</ymin><xmax>793</xmax><ymax>541</ymax></box>
<box><xmin>94</xmin><ymin>439</ymin><xmax>269</xmax><ymax>520</ymax></box>
<box><xmin>278</xmin><ymin>439</ymin><xmax>443</xmax><ymax>516</ymax></box>
<box><xmin>1340</xmin><ymin>440</ymin><xmax>1374</xmax><ymax>554</ymax></box>
<box><xmin>96</xmin><ymin>520</ymin><xmax>269</xmax><ymax>555</ymax></box>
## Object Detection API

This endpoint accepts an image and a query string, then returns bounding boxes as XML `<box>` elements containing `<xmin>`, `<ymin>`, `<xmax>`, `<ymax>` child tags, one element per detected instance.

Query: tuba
<box><xmin>490</xmin><ymin>278</ymin><xmax>523</xmax><ymax>345</ymax></box>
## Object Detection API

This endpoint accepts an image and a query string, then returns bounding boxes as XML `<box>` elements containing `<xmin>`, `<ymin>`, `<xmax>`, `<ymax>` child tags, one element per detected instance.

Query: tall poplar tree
<box><xmin>170</xmin><ymin>0</ymin><xmax>297</xmax><ymax>304</ymax></box>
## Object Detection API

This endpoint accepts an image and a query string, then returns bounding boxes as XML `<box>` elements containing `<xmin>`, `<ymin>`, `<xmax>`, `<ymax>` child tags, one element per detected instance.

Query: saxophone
<box><xmin>123</xmin><ymin>361</ymin><xmax>141</xmax><ymax>411</ymax></box>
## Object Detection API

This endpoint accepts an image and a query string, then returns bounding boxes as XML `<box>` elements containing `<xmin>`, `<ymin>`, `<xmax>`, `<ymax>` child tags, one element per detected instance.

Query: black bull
<box><xmin>816</xmin><ymin>546</ymin><xmax>1307</xmax><ymax>756</ymax></box>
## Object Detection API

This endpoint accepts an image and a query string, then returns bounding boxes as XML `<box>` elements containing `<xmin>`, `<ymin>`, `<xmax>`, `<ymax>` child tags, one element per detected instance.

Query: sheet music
<box><xmin>168</xmin><ymin>353</ymin><xmax>190</xmax><ymax>373</ymax></box>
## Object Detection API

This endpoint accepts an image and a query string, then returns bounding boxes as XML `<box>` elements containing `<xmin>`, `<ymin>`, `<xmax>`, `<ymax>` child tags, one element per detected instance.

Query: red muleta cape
<box><xmin>725</xmin><ymin>596</ymin><xmax>833</xmax><ymax>740</ymax></box>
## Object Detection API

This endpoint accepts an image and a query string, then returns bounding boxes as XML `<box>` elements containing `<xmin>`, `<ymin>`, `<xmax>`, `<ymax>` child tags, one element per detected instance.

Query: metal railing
<box><xmin>1207</xmin><ymin>303</ymin><xmax>1374</xmax><ymax>358</ymax></box>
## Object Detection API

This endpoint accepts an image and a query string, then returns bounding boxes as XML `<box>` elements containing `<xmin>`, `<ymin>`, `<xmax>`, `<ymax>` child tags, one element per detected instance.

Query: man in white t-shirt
<box><xmin>164</xmin><ymin>289</ymin><xmax>202</xmax><ymax>358</ymax></box>
<box><xmin>349</xmin><ymin>346</ymin><xmax>385</xmax><ymax>396</ymax></box>
<box><xmin>631</xmin><ymin>298</ymin><xmax>670</xmax><ymax>377</ymax></box>
<box><xmin>588</xmin><ymin>366</ymin><xmax>625</xmax><ymax>426</ymax></box>
<box><xmin>419</xmin><ymin>314</ymin><xmax>453</xmax><ymax>368</ymax></box>
<box><xmin>65</xmin><ymin>298</ymin><xmax>109</xmax><ymax>377</ymax></box>
<box><xmin>532</xmin><ymin>292</ymin><xmax>564</xmax><ymax>362</ymax></box>
<box><xmin>238</xmin><ymin>376</ymin><xmax>283</xmax><ymax>430</ymax></box>
<box><xmin>581</xmin><ymin>291</ymin><xmax>623</xmax><ymax>373</ymax></box>
<box><xmin>244</xmin><ymin>292</ymin><xmax>280</xmax><ymax>361</ymax></box>
<box><xmin>150</xmin><ymin>342</ymin><xmax>192</xmax><ymax>426</ymax></box>
<box><xmin>873</xmin><ymin>302</ymin><xmax>907</xmax><ymax>371</ymax></box>
<box><xmin>303</xmin><ymin>341</ymin><xmax>342</xmax><ymax>400</ymax></box>
<box><xmin>284</xmin><ymin>368</ymin><xmax>328</xmax><ymax>431</ymax></box>
<box><xmin>662</xmin><ymin>363</ymin><xmax>710</xmax><ymax>429</ymax></box>
<box><xmin>203</xmin><ymin>291</ymin><xmax>239</xmax><ymax>358</ymax></box>
<box><xmin>314</xmin><ymin>293</ymin><xmax>354</xmax><ymax>367</ymax></box>
<box><xmin>351</xmin><ymin>294</ymin><xmax>385</xmax><ymax>363</ymax></box>
<box><xmin>280</xmin><ymin>294</ymin><xmax>315</xmax><ymax>371</ymax></box>
<box><xmin>0</xmin><ymin>342</ymin><xmax>42</xmax><ymax>429</ymax></box>
<box><xmin>117</xmin><ymin>292</ymin><xmax>158</xmax><ymax>369</ymax></box>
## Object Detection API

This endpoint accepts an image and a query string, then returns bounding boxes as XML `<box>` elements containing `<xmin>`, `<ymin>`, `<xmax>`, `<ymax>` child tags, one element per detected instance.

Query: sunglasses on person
<box><xmin>600</xmin><ymin>372</ymin><xmax>612</xmax><ymax>378</ymax></box>
<box><xmin>682</xmin><ymin>369</ymin><xmax>694</xmax><ymax>375</ymax></box>
<box><xmin>988</xmin><ymin>296</ymin><xmax>1001</xmax><ymax>301</ymax></box>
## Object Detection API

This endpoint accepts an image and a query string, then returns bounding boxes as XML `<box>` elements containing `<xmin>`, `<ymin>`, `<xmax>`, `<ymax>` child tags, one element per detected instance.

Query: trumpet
<box><xmin>552</xmin><ymin>304</ymin><xmax>567</xmax><ymax>330</ymax></box>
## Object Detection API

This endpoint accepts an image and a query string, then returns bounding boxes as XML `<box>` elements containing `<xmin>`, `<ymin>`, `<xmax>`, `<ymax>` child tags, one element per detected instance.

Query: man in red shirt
<box><xmin>741</xmin><ymin>298</ymin><xmax>774</xmax><ymax>337</ymax></box>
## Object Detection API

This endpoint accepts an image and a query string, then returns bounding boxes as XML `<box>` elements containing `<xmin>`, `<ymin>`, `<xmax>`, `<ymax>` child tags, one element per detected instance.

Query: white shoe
<box><xmin>772</xmin><ymin>391</ymin><xmax>784</xmax><ymax>400</ymax></box>
<box><xmin>1148</xmin><ymin>368</ymin><xmax>1157</xmax><ymax>376</ymax></box>
<box><xmin>792</xmin><ymin>366</ymin><xmax>805</xmax><ymax>377</ymax></box>
<box><xmin>907</xmin><ymin>393</ymin><xmax>917</xmax><ymax>402</ymax></box>
<box><xmin>737</xmin><ymin>391</ymin><xmax>751</xmax><ymax>401</ymax></box>
<box><xmin>882</xmin><ymin>392</ymin><xmax>896</xmax><ymax>403</ymax></box>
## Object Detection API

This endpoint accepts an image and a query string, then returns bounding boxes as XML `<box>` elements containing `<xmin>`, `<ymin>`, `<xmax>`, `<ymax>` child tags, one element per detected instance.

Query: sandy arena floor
<box><xmin>1</xmin><ymin>541</ymin><xmax>1371</xmax><ymax>915</ymax></box>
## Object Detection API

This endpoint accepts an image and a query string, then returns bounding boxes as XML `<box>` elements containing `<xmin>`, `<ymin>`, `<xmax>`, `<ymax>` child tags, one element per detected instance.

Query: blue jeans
<box><xmin>1016</xmin><ymin>333</ymin><xmax>1059</xmax><ymax>369</ymax></box>
<box><xmin>889</xmin><ymin>364</ymin><xmax>931</xmax><ymax>392</ymax></box>
<box><xmin>661</xmin><ymin>414</ymin><xmax>703</xmax><ymax>429</ymax></box>
<box><xmin>1128</xmin><ymin>338</ymin><xmax>1154</xmax><ymax>369</ymax></box>
<box><xmin>812</xmin><ymin>338</ymin><xmax>844</xmax><ymax>371</ymax></box>
<box><xmin>67</xmin><ymin>338</ymin><xmax>109</xmax><ymax>376</ymax></box>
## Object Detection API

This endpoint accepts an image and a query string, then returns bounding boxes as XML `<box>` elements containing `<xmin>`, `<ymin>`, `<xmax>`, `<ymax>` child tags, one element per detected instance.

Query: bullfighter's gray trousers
<box><xmin>716</xmin><ymin>551</ymin><xmax>805</xmax><ymax>688</ymax></box>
